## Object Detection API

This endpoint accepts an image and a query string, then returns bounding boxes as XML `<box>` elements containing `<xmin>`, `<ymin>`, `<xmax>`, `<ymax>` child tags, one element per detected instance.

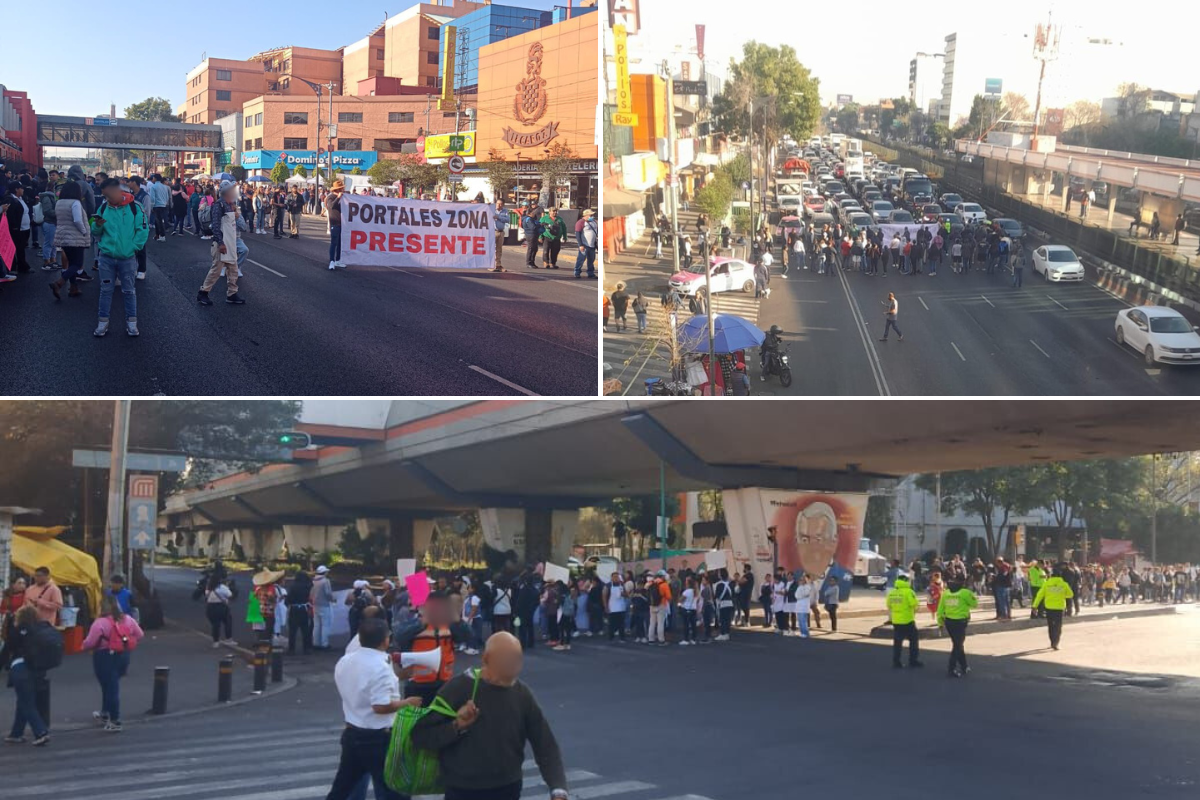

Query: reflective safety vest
<box><xmin>937</xmin><ymin>588</ymin><xmax>978</xmax><ymax>624</ymax></box>
<box><xmin>408</xmin><ymin>625</ymin><xmax>454</xmax><ymax>684</ymax></box>
<box><xmin>1033</xmin><ymin>577</ymin><xmax>1073</xmax><ymax>611</ymax></box>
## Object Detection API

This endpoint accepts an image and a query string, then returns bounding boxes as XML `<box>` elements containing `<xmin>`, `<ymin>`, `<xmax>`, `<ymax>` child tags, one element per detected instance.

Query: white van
<box><xmin>779</xmin><ymin>195</ymin><xmax>804</xmax><ymax>214</ymax></box>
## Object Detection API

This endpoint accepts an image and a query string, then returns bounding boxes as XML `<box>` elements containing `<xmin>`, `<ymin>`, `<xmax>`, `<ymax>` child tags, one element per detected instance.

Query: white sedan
<box><xmin>1114</xmin><ymin>306</ymin><xmax>1200</xmax><ymax>366</ymax></box>
<box><xmin>669</xmin><ymin>257</ymin><xmax>757</xmax><ymax>296</ymax></box>
<box><xmin>1032</xmin><ymin>245</ymin><xmax>1085</xmax><ymax>282</ymax></box>
<box><xmin>957</xmin><ymin>202</ymin><xmax>987</xmax><ymax>223</ymax></box>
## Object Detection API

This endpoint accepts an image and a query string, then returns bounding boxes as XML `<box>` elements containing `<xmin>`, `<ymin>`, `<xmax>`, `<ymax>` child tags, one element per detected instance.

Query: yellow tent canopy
<box><xmin>12</xmin><ymin>528</ymin><xmax>102</xmax><ymax>619</ymax></box>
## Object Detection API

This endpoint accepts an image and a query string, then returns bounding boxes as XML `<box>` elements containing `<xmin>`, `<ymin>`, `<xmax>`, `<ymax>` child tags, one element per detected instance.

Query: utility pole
<box><xmin>659</xmin><ymin>460</ymin><xmax>668</xmax><ymax>571</ymax></box>
<box><xmin>1151</xmin><ymin>454</ymin><xmax>1158</xmax><ymax>564</ymax></box>
<box><xmin>748</xmin><ymin>97</ymin><xmax>755</xmax><ymax>247</ymax></box>
<box><xmin>934</xmin><ymin>472</ymin><xmax>941</xmax><ymax>562</ymax></box>
<box><xmin>326</xmin><ymin>81</ymin><xmax>337</xmax><ymax>188</ymax></box>
<box><xmin>701</xmin><ymin>231</ymin><xmax>715</xmax><ymax>395</ymax></box>
<box><xmin>663</xmin><ymin>60</ymin><xmax>680</xmax><ymax>275</ymax></box>
<box><xmin>103</xmin><ymin>400</ymin><xmax>132</xmax><ymax>579</ymax></box>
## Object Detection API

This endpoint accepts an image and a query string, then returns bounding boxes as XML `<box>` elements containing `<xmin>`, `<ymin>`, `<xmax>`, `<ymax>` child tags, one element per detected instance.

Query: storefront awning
<box><xmin>606</xmin><ymin>185</ymin><xmax>646</xmax><ymax>218</ymax></box>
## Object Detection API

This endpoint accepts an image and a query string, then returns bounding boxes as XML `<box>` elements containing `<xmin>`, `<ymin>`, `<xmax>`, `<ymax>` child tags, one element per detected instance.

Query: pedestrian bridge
<box><xmin>166</xmin><ymin>399</ymin><xmax>1200</xmax><ymax>530</ymax></box>
<box><xmin>37</xmin><ymin>115</ymin><xmax>222</xmax><ymax>153</ymax></box>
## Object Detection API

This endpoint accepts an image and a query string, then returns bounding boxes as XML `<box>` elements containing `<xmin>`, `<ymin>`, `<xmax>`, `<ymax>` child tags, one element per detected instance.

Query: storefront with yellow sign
<box><xmin>423</xmin><ymin>131</ymin><xmax>477</xmax><ymax>161</ymax></box>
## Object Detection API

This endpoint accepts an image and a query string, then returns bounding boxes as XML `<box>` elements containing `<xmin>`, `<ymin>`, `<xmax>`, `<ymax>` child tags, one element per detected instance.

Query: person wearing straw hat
<box><xmin>251</xmin><ymin>569</ymin><xmax>285</xmax><ymax>644</ymax></box>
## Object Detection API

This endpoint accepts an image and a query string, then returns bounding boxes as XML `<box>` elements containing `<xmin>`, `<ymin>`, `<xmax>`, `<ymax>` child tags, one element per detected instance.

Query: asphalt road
<box><xmin>0</xmin><ymin>214</ymin><xmax>598</xmax><ymax>395</ymax></box>
<box><xmin>14</xmin><ymin>571</ymin><xmax>1200</xmax><ymax>799</ymax></box>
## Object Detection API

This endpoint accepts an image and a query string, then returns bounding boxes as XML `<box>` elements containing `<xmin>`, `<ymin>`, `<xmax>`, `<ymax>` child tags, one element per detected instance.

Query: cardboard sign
<box><xmin>340</xmin><ymin>196</ymin><xmax>494</xmax><ymax>269</ymax></box>
<box><xmin>405</xmin><ymin>571</ymin><xmax>431</xmax><ymax>607</ymax></box>
<box><xmin>544</xmin><ymin>562</ymin><xmax>570</xmax><ymax>586</ymax></box>
<box><xmin>0</xmin><ymin>212</ymin><xmax>14</xmax><ymax>269</ymax></box>
<box><xmin>705</xmin><ymin>550</ymin><xmax>727</xmax><ymax>572</ymax></box>
<box><xmin>396</xmin><ymin>558</ymin><xmax>417</xmax><ymax>581</ymax></box>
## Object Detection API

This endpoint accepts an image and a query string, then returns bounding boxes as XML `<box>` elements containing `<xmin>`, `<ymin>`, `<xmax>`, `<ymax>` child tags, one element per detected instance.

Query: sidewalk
<box><xmin>0</xmin><ymin>622</ymin><xmax>295</xmax><ymax>733</ymax></box>
<box><xmin>1023</xmin><ymin>191</ymin><xmax>1200</xmax><ymax>264</ymax></box>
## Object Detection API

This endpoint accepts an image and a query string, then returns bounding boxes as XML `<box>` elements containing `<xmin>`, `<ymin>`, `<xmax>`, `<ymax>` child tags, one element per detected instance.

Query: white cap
<box><xmin>353</xmin><ymin>579</ymin><xmax>369</xmax><ymax>589</ymax></box>
<box><xmin>315</xmin><ymin>565</ymin><xmax>329</xmax><ymax>575</ymax></box>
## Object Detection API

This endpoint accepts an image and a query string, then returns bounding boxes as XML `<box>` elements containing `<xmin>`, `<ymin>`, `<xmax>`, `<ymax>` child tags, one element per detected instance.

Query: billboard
<box><xmin>1042</xmin><ymin>108</ymin><xmax>1065</xmax><ymax>136</ymax></box>
<box><xmin>240</xmin><ymin>150</ymin><xmax>378</xmax><ymax>170</ymax></box>
<box><xmin>984</xmin><ymin>78</ymin><xmax>1003</xmax><ymax>96</ymax></box>
<box><xmin>836</xmin><ymin>94</ymin><xmax>853</xmax><ymax>107</ymax></box>
<box><xmin>424</xmin><ymin>131</ymin><xmax>476</xmax><ymax>159</ymax></box>
<box><xmin>722</xmin><ymin>488</ymin><xmax>869</xmax><ymax>577</ymax></box>
<box><xmin>613</xmin><ymin>25</ymin><xmax>633</xmax><ymax>114</ymax></box>
<box><xmin>439</xmin><ymin>25</ymin><xmax>457</xmax><ymax>111</ymax></box>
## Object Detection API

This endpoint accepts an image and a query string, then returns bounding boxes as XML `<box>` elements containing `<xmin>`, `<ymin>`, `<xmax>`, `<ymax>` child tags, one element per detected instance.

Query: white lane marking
<box><xmin>1107</xmin><ymin>337</ymin><xmax>1140</xmax><ymax>359</ymax></box>
<box><xmin>918</xmin><ymin>295</ymin><xmax>929</xmax><ymax>311</ymax></box>
<box><xmin>980</xmin><ymin>294</ymin><xmax>994</xmax><ymax>308</ymax></box>
<box><xmin>1030</xmin><ymin>339</ymin><xmax>1051</xmax><ymax>359</ymax></box>
<box><xmin>468</xmin><ymin>365</ymin><xmax>539</xmax><ymax>395</ymax></box>
<box><xmin>525</xmin><ymin>782</ymin><xmax>657</xmax><ymax>800</ymax></box>
<box><xmin>951</xmin><ymin>342</ymin><xmax>967</xmax><ymax>362</ymax></box>
<box><xmin>1049</xmin><ymin>295</ymin><xmax>1069</xmax><ymax>311</ymax></box>
<box><xmin>246</xmin><ymin>258</ymin><xmax>286</xmax><ymax>278</ymax></box>
<box><xmin>382</xmin><ymin>264</ymin><xmax>425</xmax><ymax>278</ymax></box>
<box><xmin>835</xmin><ymin>262</ymin><xmax>890</xmax><ymax>395</ymax></box>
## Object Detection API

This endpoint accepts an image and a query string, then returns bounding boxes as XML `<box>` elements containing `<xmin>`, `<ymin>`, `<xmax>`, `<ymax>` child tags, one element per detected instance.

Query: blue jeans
<box><xmin>882</xmin><ymin>318</ymin><xmax>902</xmax><ymax>339</ymax></box>
<box><xmin>1012</xmin><ymin>267</ymin><xmax>1023</xmax><ymax>287</ymax></box>
<box><xmin>330</xmin><ymin>224</ymin><xmax>342</xmax><ymax>262</ymax></box>
<box><xmin>8</xmin><ymin>663</ymin><xmax>49</xmax><ymax>739</ymax></box>
<box><xmin>98</xmin><ymin>254</ymin><xmax>138</xmax><ymax>321</ymax></box>
<box><xmin>236</xmin><ymin>237</ymin><xmax>249</xmax><ymax>269</ymax></box>
<box><xmin>995</xmin><ymin>586</ymin><xmax>1011</xmax><ymax>619</ymax></box>
<box><xmin>313</xmin><ymin>605</ymin><xmax>333</xmax><ymax>648</ymax></box>
<box><xmin>574</xmin><ymin>245</ymin><xmax>596</xmax><ymax>277</ymax></box>
<box><xmin>798</xmin><ymin>608</ymin><xmax>810</xmax><ymax>637</ymax></box>
<box><xmin>256</xmin><ymin>206</ymin><xmax>267</xmax><ymax>231</ymax></box>
<box><xmin>93</xmin><ymin>650</ymin><xmax>130</xmax><ymax>722</ymax></box>
<box><xmin>41</xmin><ymin>221</ymin><xmax>56</xmax><ymax>261</ymax></box>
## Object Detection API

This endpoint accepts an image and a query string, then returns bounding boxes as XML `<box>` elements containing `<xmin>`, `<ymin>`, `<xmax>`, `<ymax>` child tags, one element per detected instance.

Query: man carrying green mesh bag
<box><xmin>403</xmin><ymin>631</ymin><xmax>570</xmax><ymax>800</ymax></box>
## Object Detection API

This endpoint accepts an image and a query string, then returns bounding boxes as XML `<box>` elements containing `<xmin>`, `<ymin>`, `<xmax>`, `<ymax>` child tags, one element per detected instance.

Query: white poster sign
<box><xmin>704</xmin><ymin>550</ymin><xmax>727</xmax><ymax>571</ymax></box>
<box><xmin>544</xmin><ymin>562</ymin><xmax>570</xmax><ymax>585</ymax></box>
<box><xmin>396</xmin><ymin>558</ymin><xmax>417</xmax><ymax>581</ymax></box>
<box><xmin>340</xmin><ymin>195</ymin><xmax>494</xmax><ymax>269</ymax></box>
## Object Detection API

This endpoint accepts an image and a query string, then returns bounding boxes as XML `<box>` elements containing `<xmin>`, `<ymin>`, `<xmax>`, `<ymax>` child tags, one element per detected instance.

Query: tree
<box><xmin>916</xmin><ymin>467</ymin><xmax>1043</xmax><ymax>558</ymax></box>
<box><xmin>539</xmin><ymin>140</ymin><xmax>576</xmax><ymax>208</ymax></box>
<box><xmin>269</xmin><ymin>161</ymin><xmax>290</xmax><ymax>185</ymax></box>
<box><xmin>1115</xmin><ymin>82</ymin><xmax>1151</xmax><ymax>118</ymax></box>
<box><xmin>927</xmin><ymin>122</ymin><xmax>952</xmax><ymax>149</ymax></box>
<box><xmin>720</xmin><ymin>41</ymin><xmax>821</xmax><ymax>144</ymax></box>
<box><xmin>293</xmin><ymin>165</ymin><xmax>308</xmax><ymax>179</ymax></box>
<box><xmin>351</xmin><ymin>166</ymin><xmax>363</xmax><ymax>175</ymax></box>
<box><xmin>394</xmin><ymin>154</ymin><xmax>443</xmax><ymax>196</ymax></box>
<box><xmin>721</xmin><ymin>152</ymin><xmax>751</xmax><ymax>187</ymax></box>
<box><xmin>124</xmin><ymin>97</ymin><xmax>176</xmax><ymax>122</ymax></box>
<box><xmin>367</xmin><ymin>158</ymin><xmax>403</xmax><ymax>188</ymax></box>
<box><xmin>1003</xmin><ymin>92</ymin><xmax>1031</xmax><ymax>121</ymax></box>
<box><xmin>481</xmin><ymin>148</ymin><xmax>516</xmax><ymax>203</ymax></box>
<box><xmin>1063</xmin><ymin>100</ymin><xmax>1101</xmax><ymax>130</ymax></box>
<box><xmin>863</xmin><ymin>494</ymin><xmax>894</xmax><ymax>542</ymax></box>
<box><xmin>835</xmin><ymin>103</ymin><xmax>860</xmax><ymax>134</ymax></box>
<box><xmin>229</xmin><ymin>165</ymin><xmax>246</xmax><ymax>182</ymax></box>
<box><xmin>693</xmin><ymin>171</ymin><xmax>734</xmax><ymax>224</ymax></box>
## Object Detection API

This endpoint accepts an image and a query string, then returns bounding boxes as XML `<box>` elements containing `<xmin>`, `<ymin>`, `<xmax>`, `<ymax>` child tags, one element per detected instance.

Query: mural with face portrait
<box><xmin>722</xmin><ymin>489</ymin><xmax>868</xmax><ymax>578</ymax></box>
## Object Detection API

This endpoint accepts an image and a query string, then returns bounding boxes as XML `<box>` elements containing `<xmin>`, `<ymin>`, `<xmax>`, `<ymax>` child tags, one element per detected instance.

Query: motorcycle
<box><xmin>761</xmin><ymin>343</ymin><xmax>793</xmax><ymax>388</ymax></box>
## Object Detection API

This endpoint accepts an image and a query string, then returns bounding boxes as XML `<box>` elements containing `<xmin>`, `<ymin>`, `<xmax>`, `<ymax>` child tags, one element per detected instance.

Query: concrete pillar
<box><xmin>387</xmin><ymin>515</ymin><xmax>414</xmax><ymax>560</ymax></box>
<box><xmin>479</xmin><ymin>508</ymin><xmax>580</xmax><ymax>566</ymax></box>
<box><xmin>1061</xmin><ymin>180</ymin><xmax>1070</xmax><ymax>213</ymax></box>
<box><xmin>1108</xmin><ymin>193</ymin><xmax>1118</xmax><ymax>225</ymax></box>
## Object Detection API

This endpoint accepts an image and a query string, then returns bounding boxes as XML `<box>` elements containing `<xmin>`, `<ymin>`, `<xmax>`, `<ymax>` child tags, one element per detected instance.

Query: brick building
<box><xmin>0</xmin><ymin>85</ymin><xmax>41</xmax><ymax>170</ymax></box>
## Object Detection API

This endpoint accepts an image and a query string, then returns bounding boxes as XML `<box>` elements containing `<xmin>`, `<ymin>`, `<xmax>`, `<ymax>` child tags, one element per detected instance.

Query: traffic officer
<box><xmin>1027</xmin><ymin>559</ymin><xmax>1046</xmax><ymax>619</ymax></box>
<box><xmin>1032</xmin><ymin>566</ymin><xmax>1075</xmax><ymax>650</ymax></box>
<box><xmin>886</xmin><ymin>575</ymin><xmax>922</xmax><ymax>669</ymax></box>
<box><xmin>936</xmin><ymin>578</ymin><xmax>978</xmax><ymax>678</ymax></box>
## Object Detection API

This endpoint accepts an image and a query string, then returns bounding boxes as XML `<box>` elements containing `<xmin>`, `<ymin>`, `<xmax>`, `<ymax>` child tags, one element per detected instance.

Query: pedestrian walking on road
<box><xmin>879</xmin><ymin>292</ymin><xmax>903</xmax><ymax>342</ymax></box>
<box><xmin>539</xmin><ymin>206</ymin><xmax>567</xmax><ymax>269</ymax></box>
<box><xmin>936</xmin><ymin>578</ymin><xmax>976</xmax><ymax>678</ymax></box>
<box><xmin>632</xmin><ymin>291</ymin><xmax>648</xmax><ymax>333</ymax></box>
<box><xmin>324</xmin><ymin>617</ymin><xmax>420</xmax><ymax>800</ymax></box>
<box><xmin>49</xmin><ymin>181</ymin><xmax>91</xmax><ymax>299</ymax></box>
<box><xmin>311</xmin><ymin>565</ymin><xmax>335</xmax><ymax>650</ymax></box>
<box><xmin>887</xmin><ymin>575</ymin><xmax>922</xmax><ymax>668</ymax></box>
<box><xmin>4</xmin><ymin>606</ymin><xmax>55</xmax><ymax>746</ymax></box>
<box><xmin>326</xmin><ymin>180</ymin><xmax>346</xmax><ymax>270</ymax></box>
<box><xmin>203</xmin><ymin>575</ymin><xmax>234</xmax><ymax>647</ymax></box>
<box><xmin>1033</xmin><ymin>567</ymin><xmax>1074</xmax><ymax>651</ymax></box>
<box><xmin>197</xmin><ymin>181</ymin><xmax>247</xmax><ymax>306</ymax></box>
<box><xmin>147</xmin><ymin>174</ymin><xmax>170</xmax><ymax>242</ymax></box>
<box><xmin>412</xmin><ymin>631</ymin><xmax>570</xmax><ymax>800</ymax></box>
<box><xmin>90</xmin><ymin>178</ymin><xmax>148</xmax><ymax>337</ymax></box>
<box><xmin>82</xmin><ymin>596</ymin><xmax>144</xmax><ymax>732</ymax></box>
<box><xmin>492</xmin><ymin>199</ymin><xmax>509</xmax><ymax>272</ymax></box>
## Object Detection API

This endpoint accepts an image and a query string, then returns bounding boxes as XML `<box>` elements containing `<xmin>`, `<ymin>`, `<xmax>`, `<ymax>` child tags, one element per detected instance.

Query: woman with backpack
<box><xmin>82</xmin><ymin>596</ymin><xmax>144</xmax><ymax>732</ymax></box>
<box><xmin>5</xmin><ymin>606</ymin><xmax>54</xmax><ymax>746</ymax></box>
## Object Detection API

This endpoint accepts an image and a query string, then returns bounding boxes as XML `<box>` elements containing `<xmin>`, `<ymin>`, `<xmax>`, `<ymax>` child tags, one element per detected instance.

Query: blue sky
<box><xmin>7</xmin><ymin>0</ymin><xmax>566</xmax><ymax>118</ymax></box>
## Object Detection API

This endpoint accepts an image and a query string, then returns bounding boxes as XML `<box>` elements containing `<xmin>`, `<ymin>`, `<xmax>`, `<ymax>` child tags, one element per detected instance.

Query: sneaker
<box><xmin>31</xmin><ymin>734</ymin><xmax>50</xmax><ymax>747</ymax></box>
<box><xmin>75</xmin><ymin>272</ymin><xmax>93</xmax><ymax>282</ymax></box>
<box><xmin>334</xmin><ymin>261</ymin><xmax>347</xmax><ymax>269</ymax></box>
<box><xmin>212</xmin><ymin>641</ymin><xmax>221</xmax><ymax>649</ymax></box>
<box><xmin>679</xmin><ymin>640</ymin><xmax>689</xmax><ymax>646</ymax></box>
<box><xmin>197</xmin><ymin>291</ymin><xmax>214</xmax><ymax>306</ymax></box>
<box><xmin>103</xmin><ymin>721</ymin><xmax>122</xmax><ymax>732</ymax></box>
<box><xmin>93</xmin><ymin>320</ymin><xmax>109</xmax><ymax>337</ymax></box>
<box><xmin>201</xmin><ymin>235</ymin><xmax>212</xmax><ymax>240</ymax></box>
<box><xmin>92</xmin><ymin>711</ymin><xmax>109</xmax><ymax>723</ymax></box>
<box><xmin>136</xmin><ymin>272</ymin><xmax>146</xmax><ymax>281</ymax></box>
<box><xmin>552</xmin><ymin>645</ymin><xmax>567</xmax><ymax>651</ymax></box>
<box><xmin>329</xmin><ymin>261</ymin><xmax>337</xmax><ymax>270</ymax></box>
<box><xmin>41</xmin><ymin>263</ymin><xmax>57</xmax><ymax>271</ymax></box>
<box><xmin>225</xmin><ymin>293</ymin><xmax>246</xmax><ymax>305</ymax></box>
<box><xmin>0</xmin><ymin>274</ymin><xmax>17</xmax><ymax>283</ymax></box>
<box><xmin>125</xmin><ymin>318</ymin><xmax>139</xmax><ymax>337</ymax></box>
<box><xmin>222</xmin><ymin>639</ymin><xmax>237</xmax><ymax>646</ymax></box>
<box><xmin>4</xmin><ymin>736</ymin><xmax>26</xmax><ymax>744</ymax></box>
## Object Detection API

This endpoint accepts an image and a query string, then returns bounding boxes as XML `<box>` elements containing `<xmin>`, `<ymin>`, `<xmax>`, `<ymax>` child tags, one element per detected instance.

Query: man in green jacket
<box><xmin>91</xmin><ymin>178</ymin><xmax>149</xmax><ymax>337</ymax></box>
<box><xmin>886</xmin><ymin>576</ymin><xmax>922</xmax><ymax>668</ymax></box>
<box><xmin>937</xmin><ymin>578</ymin><xmax>978</xmax><ymax>677</ymax></box>
<box><xmin>1028</xmin><ymin>559</ymin><xmax>1045</xmax><ymax>619</ymax></box>
<box><xmin>1033</xmin><ymin>567</ymin><xmax>1074</xmax><ymax>650</ymax></box>
<box><xmin>539</xmin><ymin>206</ymin><xmax>568</xmax><ymax>269</ymax></box>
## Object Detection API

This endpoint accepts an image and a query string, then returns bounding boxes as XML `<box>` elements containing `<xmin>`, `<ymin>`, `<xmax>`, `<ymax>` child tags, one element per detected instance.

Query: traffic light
<box><xmin>275</xmin><ymin>431</ymin><xmax>311</xmax><ymax>449</ymax></box>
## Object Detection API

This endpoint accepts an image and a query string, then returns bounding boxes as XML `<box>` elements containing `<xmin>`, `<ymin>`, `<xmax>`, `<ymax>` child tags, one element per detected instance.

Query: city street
<box><xmin>0</xmin><ymin>214</ymin><xmax>598</xmax><ymax>396</ymax></box>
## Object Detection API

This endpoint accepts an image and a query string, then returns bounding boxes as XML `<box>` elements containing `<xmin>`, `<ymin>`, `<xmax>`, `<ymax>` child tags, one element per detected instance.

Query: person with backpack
<box><xmin>81</xmin><ymin>596</ymin><xmax>144</xmax><ymax>732</ymax></box>
<box><xmin>25</xmin><ymin>567</ymin><xmax>64</xmax><ymax>625</ymax></box>
<box><xmin>37</xmin><ymin>181</ymin><xmax>58</xmax><ymax>268</ymax></box>
<box><xmin>49</xmin><ymin>180</ymin><xmax>91</xmax><ymax>299</ymax></box>
<box><xmin>325</xmin><ymin>617</ymin><xmax>420</xmax><ymax>800</ymax></box>
<box><xmin>646</xmin><ymin>571</ymin><xmax>669</xmax><ymax>645</ymax></box>
<box><xmin>4</xmin><ymin>606</ymin><xmax>56</xmax><ymax>746</ymax></box>
<box><xmin>196</xmin><ymin>180</ymin><xmax>247</xmax><ymax>307</ymax></box>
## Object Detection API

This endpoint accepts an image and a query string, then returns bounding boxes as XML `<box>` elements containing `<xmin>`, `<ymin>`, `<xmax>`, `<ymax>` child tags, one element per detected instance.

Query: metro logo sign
<box><xmin>129</xmin><ymin>475</ymin><xmax>158</xmax><ymax>499</ymax></box>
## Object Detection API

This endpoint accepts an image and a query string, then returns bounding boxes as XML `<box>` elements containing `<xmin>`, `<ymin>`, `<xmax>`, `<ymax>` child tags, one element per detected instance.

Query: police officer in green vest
<box><xmin>886</xmin><ymin>576</ymin><xmax>923</xmax><ymax>669</ymax></box>
<box><xmin>1027</xmin><ymin>559</ymin><xmax>1046</xmax><ymax>619</ymax></box>
<box><xmin>1032</xmin><ymin>565</ymin><xmax>1075</xmax><ymax>650</ymax></box>
<box><xmin>936</xmin><ymin>577</ymin><xmax>978</xmax><ymax>678</ymax></box>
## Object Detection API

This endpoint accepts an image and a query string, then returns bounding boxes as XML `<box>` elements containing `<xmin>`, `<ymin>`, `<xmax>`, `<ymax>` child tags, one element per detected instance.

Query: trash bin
<box><xmin>62</xmin><ymin>625</ymin><xmax>85</xmax><ymax>655</ymax></box>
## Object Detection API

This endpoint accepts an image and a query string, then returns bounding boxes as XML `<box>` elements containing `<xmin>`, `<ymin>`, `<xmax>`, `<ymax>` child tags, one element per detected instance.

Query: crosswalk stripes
<box><xmin>603</xmin><ymin>291</ymin><xmax>763</xmax><ymax>393</ymax></box>
<box><xmin>1</xmin><ymin>717</ymin><xmax>719</xmax><ymax>800</ymax></box>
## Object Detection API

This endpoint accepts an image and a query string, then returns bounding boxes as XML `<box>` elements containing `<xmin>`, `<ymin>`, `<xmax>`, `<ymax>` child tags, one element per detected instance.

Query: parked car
<box><xmin>1114</xmin><ymin>306</ymin><xmax>1200</xmax><ymax>365</ymax></box>
<box><xmin>669</xmin><ymin>257</ymin><xmax>757</xmax><ymax>296</ymax></box>
<box><xmin>1031</xmin><ymin>245</ymin><xmax>1085</xmax><ymax>282</ymax></box>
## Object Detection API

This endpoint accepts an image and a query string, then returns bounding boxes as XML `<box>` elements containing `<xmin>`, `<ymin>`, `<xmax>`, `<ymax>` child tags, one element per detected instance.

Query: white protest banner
<box><xmin>340</xmin><ymin>195</ymin><xmax>494</xmax><ymax>269</ymax></box>
<box><xmin>396</xmin><ymin>558</ymin><xmax>417</xmax><ymax>581</ymax></box>
<box><xmin>544</xmin><ymin>562</ymin><xmax>570</xmax><ymax>586</ymax></box>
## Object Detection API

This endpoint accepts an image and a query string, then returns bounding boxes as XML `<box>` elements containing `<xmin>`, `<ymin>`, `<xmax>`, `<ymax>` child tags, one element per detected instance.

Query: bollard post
<box><xmin>252</xmin><ymin>645</ymin><xmax>268</xmax><ymax>694</ymax></box>
<box><xmin>151</xmin><ymin>666</ymin><xmax>170</xmax><ymax>714</ymax></box>
<box><xmin>270</xmin><ymin>646</ymin><xmax>284</xmax><ymax>684</ymax></box>
<box><xmin>218</xmin><ymin>655</ymin><xmax>234</xmax><ymax>702</ymax></box>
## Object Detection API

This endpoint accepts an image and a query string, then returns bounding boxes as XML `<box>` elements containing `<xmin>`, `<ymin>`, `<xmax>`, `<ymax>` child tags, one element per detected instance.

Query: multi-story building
<box><xmin>184</xmin><ymin>58</ymin><xmax>270</xmax><ymax>125</ymax></box>
<box><xmin>238</xmin><ymin>94</ymin><xmax>464</xmax><ymax>176</ymax></box>
<box><xmin>383</xmin><ymin>0</ymin><xmax>487</xmax><ymax>90</ymax></box>
<box><xmin>342</xmin><ymin>26</ymin><xmax>388</xmax><ymax>95</ymax></box>
<box><xmin>0</xmin><ymin>85</ymin><xmax>40</xmax><ymax>170</ymax></box>
<box><xmin>909</xmin><ymin>52</ymin><xmax>944</xmax><ymax>117</ymax></box>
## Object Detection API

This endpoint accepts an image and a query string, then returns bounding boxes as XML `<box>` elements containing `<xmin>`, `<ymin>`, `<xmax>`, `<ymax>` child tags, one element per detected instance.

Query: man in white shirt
<box><xmin>325</xmin><ymin>617</ymin><xmax>420</xmax><ymax>800</ymax></box>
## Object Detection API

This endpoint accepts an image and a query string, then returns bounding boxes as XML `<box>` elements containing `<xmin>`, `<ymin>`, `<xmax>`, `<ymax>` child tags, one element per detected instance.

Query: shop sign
<box><xmin>512</xmin><ymin>159</ymin><xmax>597</xmax><ymax>174</ymax></box>
<box><xmin>612</xmin><ymin>111</ymin><xmax>638</xmax><ymax>127</ymax></box>
<box><xmin>614</xmin><ymin>25</ymin><xmax>633</xmax><ymax>114</ymax></box>
<box><xmin>241</xmin><ymin>150</ymin><xmax>379</xmax><ymax>170</ymax></box>
<box><xmin>425</xmin><ymin>131</ymin><xmax>476</xmax><ymax>159</ymax></box>
<box><xmin>502</xmin><ymin>120</ymin><xmax>560</xmax><ymax>149</ymax></box>
<box><xmin>514</xmin><ymin>42</ymin><xmax>549</xmax><ymax>125</ymax></box>
<box><xmin>608</xmin><ymin>0</ymin><xmax>640</xmax><ymax>33</ymax></box>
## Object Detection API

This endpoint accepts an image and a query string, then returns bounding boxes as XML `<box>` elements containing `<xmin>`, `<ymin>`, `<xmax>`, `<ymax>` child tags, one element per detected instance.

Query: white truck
<box><xmin>854</xmin><ymin>537</ymin><xmax>889</xmax><ymax>588</ymax></box>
